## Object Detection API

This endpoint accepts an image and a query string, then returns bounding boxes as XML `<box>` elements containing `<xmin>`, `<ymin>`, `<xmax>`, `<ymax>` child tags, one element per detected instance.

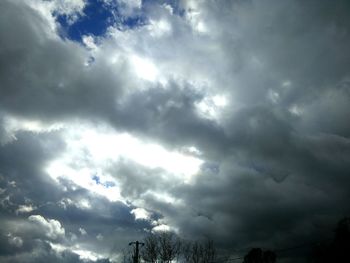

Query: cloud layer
<box><xmin>1</xmin><ymin>0</ymin><xmax>350</xmax><ymax>262</ymax></box>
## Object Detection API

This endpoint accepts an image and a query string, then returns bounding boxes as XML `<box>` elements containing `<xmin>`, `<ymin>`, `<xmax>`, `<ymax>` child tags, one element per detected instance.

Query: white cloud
<box><xmin>79</xmin><ymin>227</ymin><xmax>87</xmax><ymax>236</ymax></box>
<box><xmin>16</xmin><ymin>204</ymin><xmax>36</xmax><ymax>214</ymax></box>
<box><xmin>184</xmin><ymin>1</ymin><xmax>209</xmax><ymax>34</ymax></box>
<box><xmin>195</xmin><ymin>94</ymin><xmax>229</xmax><ymax>121</ymax></box>
<box><xmin>102</xmin><ymin>0</ymin><xmax>141</xmax><ymax>16</ymax></box>
<box><xmin>131</xmin><ymin>55</ymin><xmax>159</xmax><ymax>82</ymax></box>
<box><xmin>82</xmin><ymin>35</ymin><xmax>98</xmax><ymax>50</ymax></box>
<box><xmin>1</xmin><ymin>114</ymin><xmax>63</xmax><ymax>144</ymax></box>
<box><xmin>47</xmin><ymin>159</ymin><xmax>125</xmax><ymax>203</ymax></box>
<box><xmin>131</xmin><ymin>208</ymin><xmax>150</xmax><ymax>220</ymax></box>
<box><xmin>58</xmin><ymin>198</ymin><xmax>74</xmax><ymax>210</ymax></box>
<box><xmin>23</xmin><ymin>0</ymin><xmax>86</xmax><ymax>34</ymax></box>
<box><xmin>73</xmin><ymin>247</ymin><xmax>106</xmax><ymax>261</ymax></box>
<box><xmin>148</xmin><ymin>19</ymin><xmax>172</xmax><ymax>37</ymax></box>
<box><xmin>50</xmin><ymin>0</ymin><xmax>86</xmax><ymax>23</ymax></box>
<box><xmin>59</xmin><ymin>197</ymin><xmax>91</xmax><ymax>211</ymax></box>
<box><xmin>76</xmin><ymin>199</ymin><xmax>91</xmax><ymax>210</ymax></box>
<box><xmin>28</xmin><ymin>215</ymin><xmax>65</xmax><ymax>239</ymax></box>
<box><xmin>118</xmin><ymin>0</ymin><xmax>141</xmax><ymax>9</ymax></box>
<box><xmin>50</xmin><ymin>242</ymin><xmax>107</xmax><ymax>261</ymax></box>
<box><xmin>152</xmin><ymin>224</ymin><xmax>171</xmax><ymax>232</ymax></box>
<box><xmin>46</xmin><ymin>123</ymin><xmax>203</xmax><ymax>198</ymax></box>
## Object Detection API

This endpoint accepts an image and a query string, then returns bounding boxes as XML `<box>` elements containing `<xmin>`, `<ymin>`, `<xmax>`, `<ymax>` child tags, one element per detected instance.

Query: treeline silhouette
<box><xmin>123</xmin><ymin>217</ymin><xmax>350</xmax><ymax>262</ymax></box>
<box><xmin>234</xmin><ymin>217</ymin><xmax>350</xmax><ymax>263</ymax></box>
<box><xmin>311</xmin><ymin>217</ymin><xmax>350</xmax><ymax>263</ymax></box>
<box><xmin>123</xmin><ymin>232</ymin><xmax>216</xmax><ymax>263</ymax></box>
<box><xmin>242</xmin><ymin>248</ymin><xmax>276</xmax><ymax>263</ymax></box>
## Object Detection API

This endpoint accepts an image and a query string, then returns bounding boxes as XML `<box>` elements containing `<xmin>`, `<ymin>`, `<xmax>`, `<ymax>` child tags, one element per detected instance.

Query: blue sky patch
<box><xmin>92</xmin><ymin>175</ymin><xmax>116</xmax><ymax>188</ymax></box>
<box><xmin>56</xmin><ymin>0</ymin><xmax>147</xmax><ymax>41</ymax></box>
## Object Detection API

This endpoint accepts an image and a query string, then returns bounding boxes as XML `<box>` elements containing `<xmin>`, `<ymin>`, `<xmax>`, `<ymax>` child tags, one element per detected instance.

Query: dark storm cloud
<box><xmin>0</xmin><ymin>132</ymin><xmax>65</xmax><ymax>209</ymax></box>
<box><xmin>108</xmin><ymin>0</ymin><xmax>350</xmax><ymax>256</ymax></box>
<box><xmin>113</xmin><ymin>83</ymin><xmax>229</xmax><ymax>158</ymax></box>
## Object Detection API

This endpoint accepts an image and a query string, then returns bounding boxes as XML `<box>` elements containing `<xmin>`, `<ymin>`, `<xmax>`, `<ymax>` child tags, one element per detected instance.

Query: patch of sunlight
<box><xmin>152</xmin><ymin>224</ymin><xmax>171</xmax><ymax>232</ymax></box>
<box><xmin>131</xmin><ymin>55</ymin><xmax>159</xmax><ymax>82</ymax></box>
<box><xmin>131</xmin><ymin>208</ymin><xmax>150</xmax><ymax>220</ymax></box>
<box><xmin>148</xmin><ymin>19</ymin><xmax>172</xmax><ymax>37</ymax></box>
<box><xmin>50</xmin><ymin>242</ymin><xmax>105</xmax><ymax>262</ymax></box>
<box><xmin>68</xmin><ymin>127</ymin><xmax>203</xmax><ymax>181</ymax></box>
<box><xmin>0</xmin><ymin>115</ymin><xmax>63</xmax><ymax>145</ymax></box>
<box><xmin>45</xmin><ymin>123</ymin><xmax>203</xmax><ymax>202</ymax></box>
<box><xmin>46</xmin><ymin>162</ymin><xmax>125</xmax><ymax>203</ymax></box>
<box><xmin>4</xmin><ymin>115</ymin><xmax>62</xmax><ymax>134</ymax></box>
<box><xmin>195</xmin><ymin>94</ymin><xmax>229</xmax><ymax>121</ymax></box>
<box><xmin>212</xmin><ymin>95</ymin><xmax>228</xmax><ymax>107</ymax></box>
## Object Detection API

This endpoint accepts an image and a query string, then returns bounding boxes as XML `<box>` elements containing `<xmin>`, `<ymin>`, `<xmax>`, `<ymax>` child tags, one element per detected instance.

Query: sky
<box><xmin>0</xmin><ymin>0</ymin><xmax>350</xmax><ymax>262</ymax></box>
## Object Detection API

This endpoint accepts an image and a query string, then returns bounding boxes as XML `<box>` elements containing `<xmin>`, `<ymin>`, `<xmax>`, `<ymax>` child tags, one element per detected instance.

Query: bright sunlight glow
<box><xmin>131</xmin><ymin>55</ymin><xmax>159</xmax><ymax>82</ymax></box>
<box><xmin>45</xmin><ymin>124</ymin><xmax>203</xmax><ymax>202</ymax></box>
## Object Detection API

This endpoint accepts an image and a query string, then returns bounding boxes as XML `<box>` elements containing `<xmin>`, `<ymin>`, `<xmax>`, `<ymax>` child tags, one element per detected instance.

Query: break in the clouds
<box><xmin>1</xmin><ymin>0</ymin><xmax>350</xmax><ymax>262</ymax></box>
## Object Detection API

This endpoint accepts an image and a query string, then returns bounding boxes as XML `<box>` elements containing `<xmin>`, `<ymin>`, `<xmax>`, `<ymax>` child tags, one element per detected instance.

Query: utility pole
<box><xmin>129</xmin><ymin>240</ymin><xmax>144</xmax><ymax>263</ymax></box>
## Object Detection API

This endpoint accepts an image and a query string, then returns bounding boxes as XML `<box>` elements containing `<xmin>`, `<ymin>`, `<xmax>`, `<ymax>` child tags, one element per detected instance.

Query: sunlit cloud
<box><xmin>148</xmin><ymin>19</ymin><xmax>172</xmax><ymax>37</ymax></box>
<box><xmin>16</xmin><ymin>204</ymin><xmax>37</xmax><ymax>214</ymax></box>
<box><xmin>131</xmin><ymin>55</ymin><xmax>159</xmax><ymax>82</ymax></box>
<box><xmin>131</xmin><ymin>207</ymin><xmax>151</xmax><ymax>220</ymax></box>
<box><xmin>152</xmin><ymin>224</ymin><xmax>171</xmax><ymax>232</ymax></box>
<box><xmin>1</xmin><ymin>115</ymin><xmax>63</xmax><ymax>144</ymax></box>
<box><xmin>195</xmin><ymin>94</ymin><xmax>229</xmax><ymax>121</ymax></box>
<box><xmin>50</xmin><ymin>242</ymin><xmax>107</xmax><ymax>261</ymax></box>
<box><xmin>45</xmin><ymin>123</ymin><xmax>203</xmax><ymax>202</ymax></box>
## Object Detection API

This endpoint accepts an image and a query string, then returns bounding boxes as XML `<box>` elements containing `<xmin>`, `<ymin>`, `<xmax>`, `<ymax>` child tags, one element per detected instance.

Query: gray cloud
<box><xmin>1</xmin><ymin>0</ymin><xmax>350</xmax><ymax>261</ymax></box>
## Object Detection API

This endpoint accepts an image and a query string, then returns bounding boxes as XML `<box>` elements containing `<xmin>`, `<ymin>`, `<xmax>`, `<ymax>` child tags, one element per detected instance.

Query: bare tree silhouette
<box><xmin>142</xmin><ymin>234</ymin><xmax>159</xmax><ymax>263</ymax></box>
<box><xmin>158</xmin><ymin>232</ymin><xmax>181</xmax><ymax>263</ymax></box>
<box><xmin>141</xmin><ymin>232</ymin><xmax>217</xmax><ymax>263</ymax></box>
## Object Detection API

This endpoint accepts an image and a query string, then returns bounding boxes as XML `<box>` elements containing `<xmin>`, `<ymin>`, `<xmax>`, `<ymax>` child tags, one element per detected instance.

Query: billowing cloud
<box><xmin>28</xmin><ymin>215</ymin><xmax>65</xmax><ymax>239</ymax></box>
